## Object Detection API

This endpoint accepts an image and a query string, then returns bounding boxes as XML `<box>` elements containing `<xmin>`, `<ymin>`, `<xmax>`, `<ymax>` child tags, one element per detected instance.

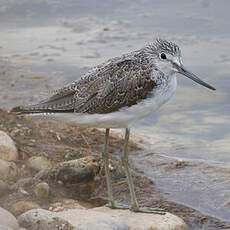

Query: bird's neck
<box><xmin>157</xmin><ymin>74</ymin><xmax>177</xmax><ymax>97</ymax></box>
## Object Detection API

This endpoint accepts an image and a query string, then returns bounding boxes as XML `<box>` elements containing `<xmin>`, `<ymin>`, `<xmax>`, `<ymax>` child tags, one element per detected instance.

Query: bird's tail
<box><xmin>11</xmin><ymin>105</ymin><xmax>40</xmax><ymax>114</ymax></box>
<box><xmin>10</xmin><ymin>104</ymin><xmax>73</xmax><ymax>115</ymax></box>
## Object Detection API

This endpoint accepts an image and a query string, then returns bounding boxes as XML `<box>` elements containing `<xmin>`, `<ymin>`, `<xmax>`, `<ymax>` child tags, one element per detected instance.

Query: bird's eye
<box><xmin>160</xmin><ymin>53</ymin><xmax>167</xmax><ymax>60</ymax></box>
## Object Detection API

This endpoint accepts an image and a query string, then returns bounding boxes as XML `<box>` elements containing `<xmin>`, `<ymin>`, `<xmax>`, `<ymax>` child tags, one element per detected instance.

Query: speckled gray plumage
<box><xmin>12</xmin><ymin>39</ymin><xmax>180</xmax><ymax>114</ymax></box>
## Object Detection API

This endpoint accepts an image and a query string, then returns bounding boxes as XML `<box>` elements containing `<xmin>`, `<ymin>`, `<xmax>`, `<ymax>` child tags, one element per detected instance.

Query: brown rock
<box><xmin>50</xmin><ymin>156</ymin><xmax>100</xmax><ymax>184</ymax></box>
<box><xmin>0</xmin><ymin>130</ymin><xmax>18</xmax><ymax>162</ymax></box>
<box><xmin>27</xmin><ymin>156</ymin><xmax>52</xmax><ymax>172</ymax></box>
<box><xmin>0</xmin><ymin>159</ymin><xmax>18</xmax><ymax>181</ymax></box>
<box><xmin>10</xmin><ymin>201</ymin><xmax>40</xmax><ymax>216</ymax></box>
<box><xmin>34</xmin><ymin>182</ymin><xmax>49</xmax><ymax>199</ymax></box>
<box><xmin>0</xmin><ymin>180</ymin><xmax>9</xmax><ymax>197</ymax></box>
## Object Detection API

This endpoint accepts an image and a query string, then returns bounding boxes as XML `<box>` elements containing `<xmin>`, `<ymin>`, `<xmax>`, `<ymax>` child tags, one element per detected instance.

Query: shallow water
<box><xmin>0</xmin><ymin>0</ymin><xmax>229</xmax><ymax>221</ymax></box>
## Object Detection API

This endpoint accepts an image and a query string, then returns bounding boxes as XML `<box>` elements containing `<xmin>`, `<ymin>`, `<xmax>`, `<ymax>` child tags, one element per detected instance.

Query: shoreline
<box><xmin>0</xmin><ymin>109</ymin><xmax>229</xmax><ymax>229</ymax></box>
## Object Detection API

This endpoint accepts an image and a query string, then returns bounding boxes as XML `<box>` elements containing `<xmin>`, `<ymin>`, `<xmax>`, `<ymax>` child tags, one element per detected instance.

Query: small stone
<box><xmin>18</xmin><ymin>209</ymin><xmax>74</xmax><ymax>230</ymax></box>
<box><xmin>0</xmin><ymin>159</ymin><xmax>18</xmax><ymax>181</ymax></box>
<box><xmin>52</xmin><ymin>202</ymin><xmax>62</xmax><ymax>207</ymax></box>
<box><xmin>0</xmin><ymin>180</ymin><xmax>9</xmax><ymax>197</ymax></box>
<box><xmin>51</xmin><ymin>156</ymin><xmax>100</xmax><ymax>184</ymax></box>
<box><xmin>0</xmin><ymin>130</ymin><xmax>18</xmax><ymax>162</ymax></box>
<box><xmin>34</xmin><ymin>182</ymin><xmax>49</xmax><ymax>199</ymax></box>
<box><xmin>50</xmin><ymin>200</ymin><xmax>85</xmax><ymax>211</ymax></box>
<box><xmin>0</xmin><ymin>207</ymin><xmax>19</xmax><ymax>229</ymax></box>
<box><xmin>10</xmin><ymin>201</ymin><xmax>40</xmax><ymax>216</ymax></box>
<box><xmin>27</xmin><ymin>156</ymin><xmax>52</xmax><ymax>172</ymax></box>
<box><xmin>52</xmin><ymin>206</ymin><xmax>64</xmax><ymax>212</ymax></box>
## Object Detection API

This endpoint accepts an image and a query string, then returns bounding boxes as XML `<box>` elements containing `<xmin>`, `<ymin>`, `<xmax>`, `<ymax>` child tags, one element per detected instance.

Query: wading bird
<box><xmin>12</xmin><ymin>39</ymin><xmax>215</xmax><ymax>214</ymax></box>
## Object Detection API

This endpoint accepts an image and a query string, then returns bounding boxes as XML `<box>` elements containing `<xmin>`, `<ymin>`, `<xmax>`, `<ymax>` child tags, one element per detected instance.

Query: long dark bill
<box><xmin>175</xmin><ymin>64</ymin><xmax>216</xmax><ymax>91</ymax></box>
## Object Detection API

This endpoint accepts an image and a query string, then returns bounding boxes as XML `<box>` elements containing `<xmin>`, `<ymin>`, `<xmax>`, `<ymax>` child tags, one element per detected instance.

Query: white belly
<box><xmin>31</xmin><ymin>76</ymin><xmax>177</xmax><ymax>128</ymax></box>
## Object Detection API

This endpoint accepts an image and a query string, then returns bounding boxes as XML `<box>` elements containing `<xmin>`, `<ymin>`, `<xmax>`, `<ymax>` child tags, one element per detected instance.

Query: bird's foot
<box><xmin>130</xmin><ymin>206</ymin><xmax>166</xmax><ymax>215</ymax></box>
<box><xmin>106</xmin><ymin>203</ymin><xmax>165</xmax><ymax>214</ymax></box>
<box><xmin>106</xmin><ymin>202</ymin><xmax>129</xmax><ymax>210</ymax></box>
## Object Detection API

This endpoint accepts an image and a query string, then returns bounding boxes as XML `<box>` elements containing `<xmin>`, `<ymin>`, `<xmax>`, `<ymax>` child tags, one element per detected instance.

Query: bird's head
<box><xmin>149</xmin><ymin>38</ymin><xmax>215</xmax><ymax>91</ymax></box>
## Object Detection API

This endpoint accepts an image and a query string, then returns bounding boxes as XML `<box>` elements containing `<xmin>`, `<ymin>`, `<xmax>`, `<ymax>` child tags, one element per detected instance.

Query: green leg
<box><xmin>121</xmin><ymin>128</ymin><xmax>139</xmax><ymax>210</ymax></box>
<box><xmin>102</xmin><ymin>128</ymin><xmax>129</xmax><ymax>210</ymax></box>
<box><xmin>121</xmin><ymin>128</ymin><xmax>165</xmax><ymax>215</ymax></box>
<box><xmin>102</xmin><ymin>128</ymin><xmax>115</xmax><ymax>208</ymax></box>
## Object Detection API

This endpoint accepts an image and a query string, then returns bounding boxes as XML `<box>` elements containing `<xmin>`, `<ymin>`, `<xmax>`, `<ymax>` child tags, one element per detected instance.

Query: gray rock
<box><xmin>0</xmin><ymin>131</ymin><xmax>18</xmax><ymax>162</ymax></box>
<box><xmin>57</xmin><ymin>209</ymin><xmax>128</xmax><ymax>230</ymax></box>
<box><xmin>0</xmin><ymin>225</ymin><xmax>14</xmax><ymax>230</ymax></box>
<box><xmin>10</xmin><ymin>201</ymin><xmax>40</xmax><ymax>217</ymax></box>
<box><xmin>18</xmin><ymin>209</ymin><xmax>73</xmax><ymax>230</ymax></box>
<box><xmin>34</xmin><ymin>182</ymin><xmax>49</xmax><ymax>199</ymax></box>
<box><xmin>57</xmin><ymin>206</ymin><xmax>188</xmax><ymax>230</ymax></box>
<box><xmin>0</xmin><ymin>207</ymin><xmax>19</xmax><ymax>230</ymax></box>
<box><xmin>0</xmin><ymin>159</ymin><xmax>18</xmax><ymax>181</ymax></box>
<box><xmin>27</xmin><ymin>156</ymin><xmax>52</xmax><ymax>172</ymax></box>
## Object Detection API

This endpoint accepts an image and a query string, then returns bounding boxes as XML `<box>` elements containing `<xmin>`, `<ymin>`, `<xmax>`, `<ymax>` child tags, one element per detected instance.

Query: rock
<box><xmin>57</xmin><ymin>208</ymin><xmax>128</xmax><ymax>230</ymax></box>
<box><xmin>34</xmin><ymin>182</ymin><xmax>49</xmax><ymax>199</ymax></box>
<box><xmin>27</xmin><ymin>156</ymin><xmax>52</xmax><ymax>172</ymax></box>
<box><xmin>56</xmin><ymin>206</ymin><xmax>188</xmax><ymax>230</ymax></box>
<box><xmin>49</xmin><ymin>199</ymin><xmax>85</xmax><ymax>212</ymax></box>
<box><xmin>0</xmin><ymin>159</ymin><xmax>18</xmax><ymax>181</ymax></box>
<box><xmin>18</xmin><ymin>209</ymin><xmax>74</xmax><ymax>230</ymax></box>
<box><xmin>0</xmin><ymin>180</ymin><xmax>9</xmax><ymax>197</ymax></box>
<box><xmin>50</xmin><ymin>156</ymin><xmax>100</xmax><ymax>184</ymax></box>
<box><xmin>0</xmin><ymin>207</ymin><xmax>19</xmax><ymax>230</ymax></box>
<box><xmin>0</xmin><ymin>131</ymin><xmax>18</xmax><ymax>162</ymax></box>
<box><xmin>10</xmin><ymin>201</ymin><xmax>40</xmax><ymax>217</ymax></box>
<box><xmin>0</xmin><ymin>225</ymin><xmax>14</xmax><ymax>230</ymax></box>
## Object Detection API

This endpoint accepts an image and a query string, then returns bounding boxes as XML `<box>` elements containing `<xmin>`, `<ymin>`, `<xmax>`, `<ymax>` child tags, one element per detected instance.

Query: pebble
<box><xmin>27</xmin><ymin>156</ymin><xmax>52</xmax><ymax>172</ymax></box>
<box><xmin>52</xmin><ymin>206</ymin><xmax>65</xmax><ymax>212</ymax></box>
<box><xmin>10</xmin><ymin>201</ymin><xmax>40</xmax><ymax>217</ymax></box>
<box><xmin>0</xmin><ymin>206</ymin><xmax>19</xmax><ymax>230</ymax></box>
<box><xmin>18</xmin><ymin>209</ymin><xmax>74</xmax><ymax>230</ymax></box>
<box><xmin>0</xmin><ymin>159</ymin><xmax>18</xmax><ymax>181</ymax></box>
<box><xmin>51</xmin><ymin>156</ymin><xmax>100</xmax><ymax>184</ymax></box>
<box><xmin>0</xmin><ymin>130</ymin><xmax>18</xmax><ymax>162</ymax></box>
<box><xmin>34</xmin><ymin>182</ymin><xmax>49</xmax><ymax>199</ymax></box>
<box><xmin>0</xmin><ymin>180</ymin><xmax>9</xmax><ymax>197</ymax></box>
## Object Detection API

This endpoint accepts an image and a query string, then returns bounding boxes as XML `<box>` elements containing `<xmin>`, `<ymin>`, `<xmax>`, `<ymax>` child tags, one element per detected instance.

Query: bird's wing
<box><xmin>73</xmin><ymin>58</ymin><xmax>158</xmax><ymax>114</ymax></box>
<box><xmin>11</xmin><ymin>57</ymin><xmax>159</xmax><ymax>114</ymax></box>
